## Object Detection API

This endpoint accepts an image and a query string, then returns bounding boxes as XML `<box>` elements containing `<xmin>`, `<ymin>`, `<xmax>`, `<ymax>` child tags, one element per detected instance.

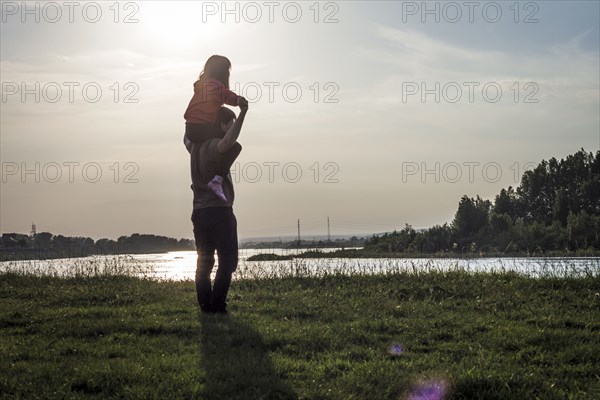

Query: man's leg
<box><xmin>212</xmin><ymin>208</ymin><xmax>239</xmax><ymax>313</ymax></box>
<box><xmin>192</xmin><ymin>208</ymin><xmax>217</xmax><ymax>312</ymax></box>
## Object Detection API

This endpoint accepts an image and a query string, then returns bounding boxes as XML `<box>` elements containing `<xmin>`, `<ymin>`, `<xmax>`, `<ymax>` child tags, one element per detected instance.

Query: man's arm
<box><xmin>217</xmin><ymin>107</ymin><xmax>248</xmax><ymax>154</ymax></box>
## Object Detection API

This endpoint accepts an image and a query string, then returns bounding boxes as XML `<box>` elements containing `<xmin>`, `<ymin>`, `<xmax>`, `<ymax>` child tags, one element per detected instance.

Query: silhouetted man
<box><xmin>186</xmin><ymin>104</ymin><xmax>248</xmax><ymax>314</ymax></box>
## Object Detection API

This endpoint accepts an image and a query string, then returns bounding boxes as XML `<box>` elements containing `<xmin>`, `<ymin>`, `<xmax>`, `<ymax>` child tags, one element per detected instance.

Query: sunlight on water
<box><xmin>147</xmin><ymin>248</ymin><xmax>314</xmax><ymax>280</ymax></box>
<box><xmin>135</xmin><ymin>251</ymin><xmax>198</xmax><ymax>281</ymax></box>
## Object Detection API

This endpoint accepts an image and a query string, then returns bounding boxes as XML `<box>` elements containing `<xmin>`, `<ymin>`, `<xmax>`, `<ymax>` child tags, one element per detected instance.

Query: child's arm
<box><xmin>213</xmin><ymin>81</ymin><xmax>244</xmax><ymax>107</ymax></box>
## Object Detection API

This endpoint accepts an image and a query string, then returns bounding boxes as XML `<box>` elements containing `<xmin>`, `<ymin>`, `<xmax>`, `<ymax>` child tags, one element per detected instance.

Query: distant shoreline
<box><xmin>247</xmin><ymin>249</ymin><xmax>600</xmax><ymax>261</ymax></box>
<box><xmin>3</xmin><ymin>247</ymin><xmax>599</xmax><ymax>263</ymax></box>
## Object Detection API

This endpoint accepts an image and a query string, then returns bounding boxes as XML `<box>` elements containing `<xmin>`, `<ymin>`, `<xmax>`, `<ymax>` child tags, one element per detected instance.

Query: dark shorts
<box><xmin>191</xmin><ymin>207</ymin><xmax>238</xmax><ymax>270</ymax></box>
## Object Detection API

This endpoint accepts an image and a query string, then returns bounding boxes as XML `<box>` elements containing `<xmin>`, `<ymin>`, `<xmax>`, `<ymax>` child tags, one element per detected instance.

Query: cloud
<box><xmin>341</xmin><ymin>23</ymin><xmax>599</xmax><ymax>162</ymax></box>
<box><xmin>362</xmin><ymin>23</ymin><xmax>598</xmax><ymax>86</ymax></box>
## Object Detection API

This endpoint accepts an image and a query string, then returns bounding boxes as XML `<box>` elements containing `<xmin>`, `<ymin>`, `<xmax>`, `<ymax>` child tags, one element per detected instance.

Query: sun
<box><xmin>138</xmin><ymin>2</ymin><xmax>224</xmax><ymax>50</ymax></box>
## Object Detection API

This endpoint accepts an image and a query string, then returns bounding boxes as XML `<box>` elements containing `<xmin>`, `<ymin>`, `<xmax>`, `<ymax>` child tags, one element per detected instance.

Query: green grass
<box><xmin>1</xmin><ymin>271</ymin><xmax>599</xmax><ymax>399</ymax></box>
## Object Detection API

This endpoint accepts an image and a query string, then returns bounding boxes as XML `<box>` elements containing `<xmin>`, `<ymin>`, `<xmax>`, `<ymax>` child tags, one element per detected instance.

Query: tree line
<box><xmin>0</xmin><ymin>233</ymin><xmax>195</xmax><ymax>261</ymax></box>
<box><xmin>241</xmin><ymin>236</ymin><xmax>365</xmax><ymax>250</ymax></box>
<box><xmin>365</xmin><ymin>149</ymin><xmax>600</xmax><ymax>255</ymax></box>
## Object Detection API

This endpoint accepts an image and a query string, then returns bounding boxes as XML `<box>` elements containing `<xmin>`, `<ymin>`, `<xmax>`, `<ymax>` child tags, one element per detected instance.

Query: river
<box><xmin>0</xmin><ymin>248</ymin><xmax>598</xmax><ymax>280</ymax></box>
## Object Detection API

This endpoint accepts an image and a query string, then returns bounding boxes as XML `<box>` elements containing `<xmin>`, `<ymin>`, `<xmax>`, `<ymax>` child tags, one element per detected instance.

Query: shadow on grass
<box><xmin>200</xmin><ymin>313</ymin><xmax>297</xmax><ymax>400</ymax></box>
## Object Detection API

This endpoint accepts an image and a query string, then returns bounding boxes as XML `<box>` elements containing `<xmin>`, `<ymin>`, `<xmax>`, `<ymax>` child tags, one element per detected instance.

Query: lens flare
<box><xmin>406</xmin><ymin>379</ymin><xmax>448</xmax><ymax>400</ymax></box>
<box><xmin>389</xmin><ymin>342</ymin><xmax>404</xmax><ymax>356</ymax></box>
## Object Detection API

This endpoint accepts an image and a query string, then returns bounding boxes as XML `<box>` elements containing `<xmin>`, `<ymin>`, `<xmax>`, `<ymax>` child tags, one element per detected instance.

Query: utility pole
<box><xmin>30</xmin><ymin>223</ymin><xmax>37</xmax><ymax>258</ymax></box>
<box><xmin>327</xmin><ymin>216</ymin><xmax>331</xmax><ymax>243</ymax></box>
<box><xmin>297</xmin><ymin>219</ymin><xmax>301</xmax><ymax>249</ymax></box>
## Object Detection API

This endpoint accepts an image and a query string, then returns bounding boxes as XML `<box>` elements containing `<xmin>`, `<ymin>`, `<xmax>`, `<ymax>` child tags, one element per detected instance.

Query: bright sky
<box><xmin>1</xmin><ymin>1</ymin><xmax>599</xmax><ymax>240</ymax></box>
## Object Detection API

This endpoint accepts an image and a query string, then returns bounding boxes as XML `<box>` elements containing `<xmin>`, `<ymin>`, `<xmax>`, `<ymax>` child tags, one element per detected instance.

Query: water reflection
<box><xmin>0</xmin><ymin>249</ymin><xmax>598</xmax><ymax>281</ymax></box>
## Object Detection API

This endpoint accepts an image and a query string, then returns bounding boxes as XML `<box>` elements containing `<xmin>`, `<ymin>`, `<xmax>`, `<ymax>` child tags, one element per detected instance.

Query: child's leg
<box><xmin>217</xmin><ymin>143</ymin><xmax>242</xmax><ymax>178</ymax></box>
<box><xmin>207</xmin><ymin>175</ymin><xmax>227</xmax><ymax>202</ymax></box>
<box><xmin>205</xmin><ymin>143</ymin><xmax>242</xmax><ymax>202</ymax></box>
<box><xmin>185</xmin><ymin>123</ymin><xmax>220</xmax><ymax>144</ymax></box>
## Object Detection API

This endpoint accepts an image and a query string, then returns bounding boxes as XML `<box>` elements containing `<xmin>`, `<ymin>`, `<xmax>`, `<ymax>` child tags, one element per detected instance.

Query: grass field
<box><xmin>1</xmin><ymin>269</ymin><xmax>599</xmax><ymax>399</ymax></box>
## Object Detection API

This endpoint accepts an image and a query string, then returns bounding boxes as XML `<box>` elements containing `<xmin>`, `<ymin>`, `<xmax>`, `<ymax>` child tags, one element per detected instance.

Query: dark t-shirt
<box><xmin>190</xmin><ymin>138</ymin><xmax>234</xmax><ymax>209</ymax></box>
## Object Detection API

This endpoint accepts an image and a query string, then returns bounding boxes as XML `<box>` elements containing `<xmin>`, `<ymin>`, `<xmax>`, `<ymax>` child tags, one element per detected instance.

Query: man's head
<box><xmin>184</xmin><ymin>107</ymin><xmax>236</xmax><ymax>154</ymax></box>
<box><xmin>217</xmin><ymin>107</ymin><xmax>236</xmax><ymax>136</ymax></box>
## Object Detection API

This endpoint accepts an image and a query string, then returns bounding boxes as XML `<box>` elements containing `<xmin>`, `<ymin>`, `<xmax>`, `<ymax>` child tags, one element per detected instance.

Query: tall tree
<box><xmin>452</xmin><ymin>195</ymin><xmax>491</xmax><ymax>247</ymax></box>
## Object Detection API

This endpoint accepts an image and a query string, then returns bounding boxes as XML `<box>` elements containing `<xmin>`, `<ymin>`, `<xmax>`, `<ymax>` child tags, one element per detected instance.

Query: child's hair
<box><xmin>217</xmin><ymin>107</ymin><xmax>236</xmax><ymax>127</ymax></box>
<box><xmin>193</xmin><ymin>55</ymin><xmax>231</xmax><ymax>94</ymax></box>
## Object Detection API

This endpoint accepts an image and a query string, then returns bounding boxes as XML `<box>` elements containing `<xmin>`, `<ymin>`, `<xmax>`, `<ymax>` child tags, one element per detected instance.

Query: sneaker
<box><xmin>207</xmin><ymin>176</ymin><xmax>227</xmax><ymax>202</ymax></box>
